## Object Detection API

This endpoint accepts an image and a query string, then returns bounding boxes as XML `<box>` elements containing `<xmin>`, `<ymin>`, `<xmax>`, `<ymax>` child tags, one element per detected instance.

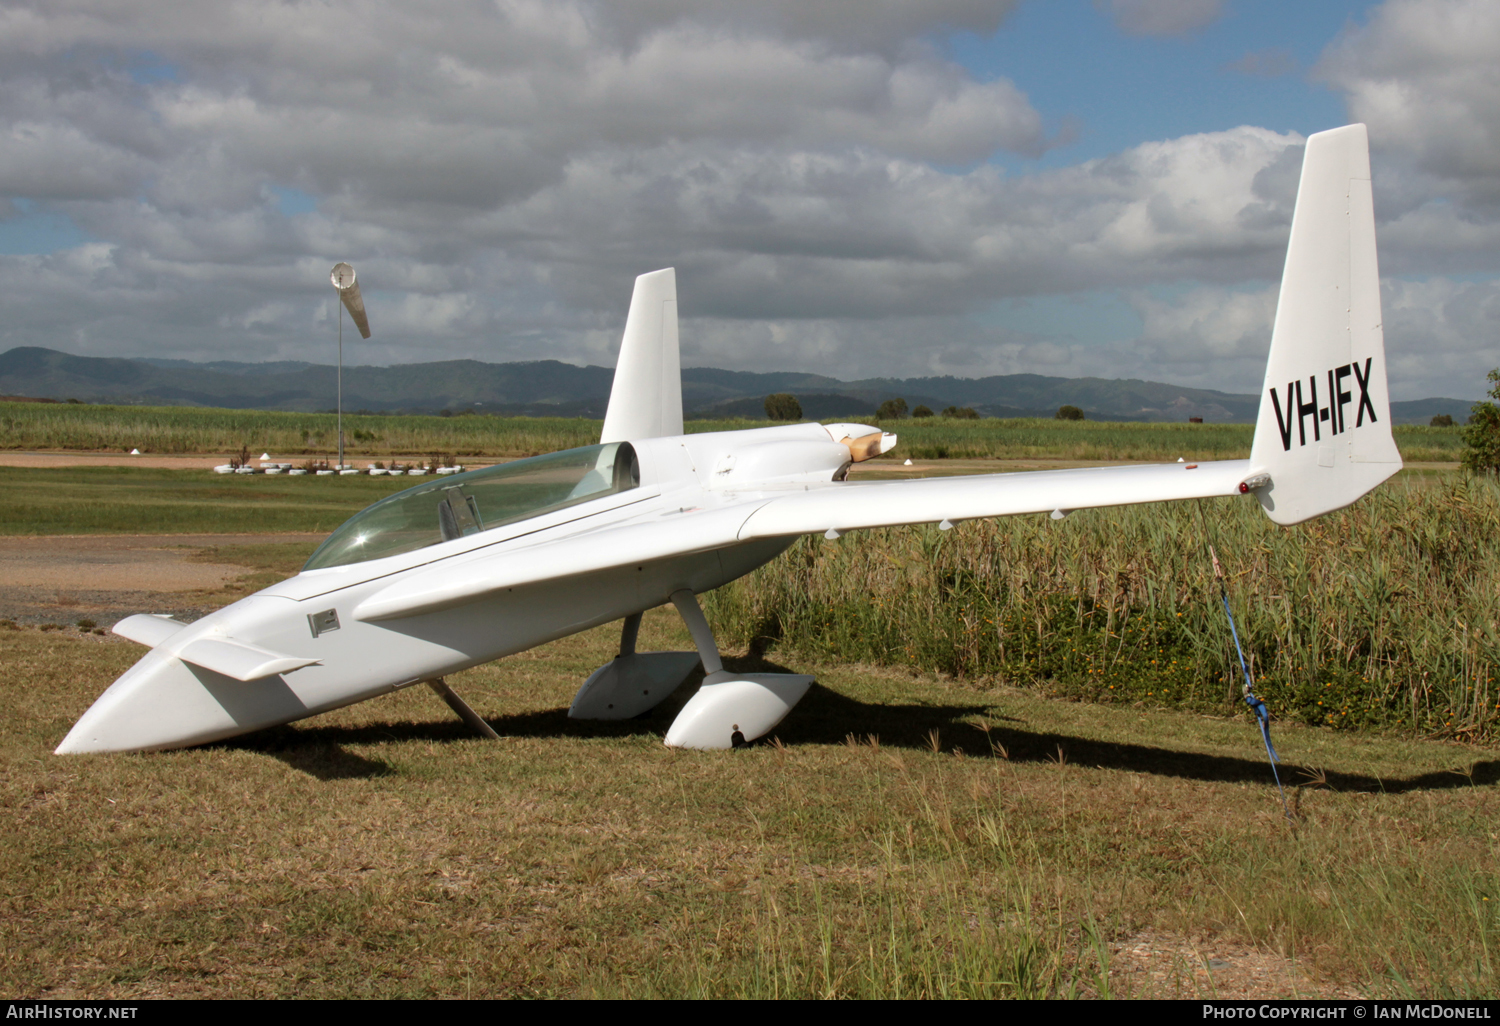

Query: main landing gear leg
<box><xmin>663</xmin><ymin>589</ymin><xmax>815</xmax><ymax>750</ymax></box>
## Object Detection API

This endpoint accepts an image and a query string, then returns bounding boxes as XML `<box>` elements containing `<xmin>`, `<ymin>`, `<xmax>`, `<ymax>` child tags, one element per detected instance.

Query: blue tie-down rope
<box><xmin>1218</xmin><ymin>588</ymin><xmax>1292</xmax><ymax>821</ymax></box>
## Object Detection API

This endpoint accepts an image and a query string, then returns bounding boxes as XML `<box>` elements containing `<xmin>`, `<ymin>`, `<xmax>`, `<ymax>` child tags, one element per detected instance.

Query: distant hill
<box><xmin>0</xmin><ymin>346</ymin><xmax>1477</xmax><ymax>424</ymax></box>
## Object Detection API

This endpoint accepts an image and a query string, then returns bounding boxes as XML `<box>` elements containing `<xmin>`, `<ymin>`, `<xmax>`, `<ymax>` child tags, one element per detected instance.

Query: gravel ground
<box><xmin>0</xmin><ymin>533</ymin><xmax>321</xmax><ymax>626</ymax></box>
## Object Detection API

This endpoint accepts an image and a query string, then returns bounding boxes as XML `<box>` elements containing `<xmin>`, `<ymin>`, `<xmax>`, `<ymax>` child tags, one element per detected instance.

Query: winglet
<box><xmin>1248</xmin><ymin>124</ymin><xmax>1401</xmax><ymax>525</ymax></box>
<box><xmin>601</xmin><ymin>268</ymin><xmax>682</xmax><ymax>443</ymax></box>
<box><xmin>113</xmin><ymin>613</ymin><xmax>188</xmax><ymax>648</ymax></box>
<box><xmin>178</xmin><ymin>638</ymin><xmax>320</xmax><ymax>682</ymax></box>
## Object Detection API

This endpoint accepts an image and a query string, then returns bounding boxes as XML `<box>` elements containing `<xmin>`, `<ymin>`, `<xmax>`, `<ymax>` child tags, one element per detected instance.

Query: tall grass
<box><xmin>0</xmin><ymin>403</ymin><xmax>602</xmax><ymax>457</ymax></box>
<box><xmin>0</xmin><ymin>401</ymin><xmax>1469</xmax><ymax>462</ymax></box>
<box><xmin>889</xmin><ymin>418</ymin><xmax>1252</xmax><ymax>461</ymax></box>
<box><xmin>882</xmin><ymin>418</ymin><xmax>1467</xmax><ymax>463</ymax></box>
<box><xmin>705</xmin><ymin>476</ymin><xmax>1500</xmax><ymax>740</ymax></box>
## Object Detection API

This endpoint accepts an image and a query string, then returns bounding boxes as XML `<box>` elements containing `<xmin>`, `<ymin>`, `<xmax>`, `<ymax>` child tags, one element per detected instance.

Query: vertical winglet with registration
<box><xmin>1249</xmin><ymin>124</ymin><xmax>1402</xmax><ymax>526</ymax></box>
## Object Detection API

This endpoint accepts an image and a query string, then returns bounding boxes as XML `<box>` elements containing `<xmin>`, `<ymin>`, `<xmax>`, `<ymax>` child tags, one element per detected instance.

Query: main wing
<box><xmin>736</xmin><ymin>459</ymin><xmax>1254</xmax><ymax>539</ymax></box>
<box><xmin>353</xmin><ymin>460</ymin><xmax>1254</xmax><ymax>622</ymax></box>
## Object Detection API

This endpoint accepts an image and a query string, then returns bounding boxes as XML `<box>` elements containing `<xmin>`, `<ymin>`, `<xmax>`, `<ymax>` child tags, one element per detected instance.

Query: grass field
<box><xmin>0</xmin><ymin>400</ymin><xmax>1472</xmax><ymax>463</ymax></box>
<box><xmin>0</xmin><ymin>466</ymin><xmax>417</xmax><ymax>536</ymax></box>
<box><xmin>3</xmin><ymin>603</ymin><xmax>1496</xmax><ymax>999</ymax></box>
<box><xmin>0</xmin><ymin>402</ymin><xmax>1489</xmax><ymax>997</ymax></box>
<box><xmin>2</xmin><ymin>451</ymin><xmax>1496</xmax><ymax>997</ymax></box>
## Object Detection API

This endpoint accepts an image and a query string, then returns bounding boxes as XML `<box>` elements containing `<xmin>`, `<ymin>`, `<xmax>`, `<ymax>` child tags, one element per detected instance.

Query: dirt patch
<box><xmin>0</xmin><ymin>533</ymin><xmax>322</xmax><ymax>625</ymax></box>
<box><xmin>0</xmin><ymin>451</ymin><xmax>246</xmax><ymax>470</ymax></box>
<box><xmin>1109</xmin><ymin>930</ymin><xmax>1363</xmax><ymax>999</ymax></box>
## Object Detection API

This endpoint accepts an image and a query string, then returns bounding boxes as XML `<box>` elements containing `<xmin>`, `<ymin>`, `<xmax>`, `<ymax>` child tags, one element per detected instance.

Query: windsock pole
<box><xmin>330</xmin><ymin>262</ymin><xmax>368</xmax><ymax>471</ymax></box>
<box><xmin>337</xmin><ymin>297</ymin><xmax>344</xmax><ymax>470</ymax></box>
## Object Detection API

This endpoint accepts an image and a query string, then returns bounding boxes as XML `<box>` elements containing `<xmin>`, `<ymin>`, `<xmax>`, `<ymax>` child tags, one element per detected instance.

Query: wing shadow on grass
<box><xmin>968</xmin><ymin>727</ymin><xmax>1500</xmax><ymax>794</ymax></box>
<box><xmin>221</xmin><ymin>651</ymin><xmax>1500</xmax><ymax>793</ymax></box>
<box><xmin>767</xmin><ymin>687</ymin><xmax>1500</xmax><ymax>794</ymax></box>
<box><xmin>220</xmin><ymin>732</ymin><xmax>397</xmax><ymax>781</ymax></box>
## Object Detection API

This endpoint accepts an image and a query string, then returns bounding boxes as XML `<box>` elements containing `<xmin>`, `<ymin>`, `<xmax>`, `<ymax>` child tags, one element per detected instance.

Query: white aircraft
<box><xmin>56</xmin><ymin>124</ymin><xmax>1402</xmax><ymax>756</ymax></box>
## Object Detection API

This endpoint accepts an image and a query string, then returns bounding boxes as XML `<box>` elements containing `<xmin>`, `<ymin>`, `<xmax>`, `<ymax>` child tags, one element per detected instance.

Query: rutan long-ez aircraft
<box><xmin>58</xmin><ymin>125</ymin><xmax>1401</xmax><ymax>755</ymax></box>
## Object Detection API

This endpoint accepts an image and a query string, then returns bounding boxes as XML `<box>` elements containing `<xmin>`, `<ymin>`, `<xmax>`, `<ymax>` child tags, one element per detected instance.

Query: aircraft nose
<box><xmin>54</xmin><ymin>646</ymin><xmax>309</xmax><ymax>755</ymax></box>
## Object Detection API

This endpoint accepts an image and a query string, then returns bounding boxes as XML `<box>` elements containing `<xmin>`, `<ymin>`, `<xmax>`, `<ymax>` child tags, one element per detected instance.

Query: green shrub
<box><xmin>1461</xmin><ymin>369</ymin><xmax>1500</xmax><ymax>475</ymax></box>
<box><xmin>764</xmin><ymin>394</ymin><xmax>803</xmax><ymax>421</ymax></box>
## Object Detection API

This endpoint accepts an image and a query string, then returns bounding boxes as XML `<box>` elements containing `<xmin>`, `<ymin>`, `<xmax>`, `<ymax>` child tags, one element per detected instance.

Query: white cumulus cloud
<box><xmin>1319</xmin><ymin>0</ymin><xmax>1500</xmax><ymax>205</ymax></box>
<box><xmin>0</xmin><ymin>0</ymin><xmax>1494</xmax><ymax>403</ymax></box>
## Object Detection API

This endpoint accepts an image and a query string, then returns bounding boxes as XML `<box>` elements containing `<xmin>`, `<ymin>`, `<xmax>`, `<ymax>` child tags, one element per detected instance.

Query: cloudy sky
<box><xmin>2</xmin><ymin>0</ymin><xmax>1498</xmax><ymax>399</ymax></box>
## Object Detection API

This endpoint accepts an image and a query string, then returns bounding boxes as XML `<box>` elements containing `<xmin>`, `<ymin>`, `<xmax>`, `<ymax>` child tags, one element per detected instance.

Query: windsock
<box><xmin>330</xmin><ymin>262</ymin><xmax>371</xmax><ymax>339</ymax></box>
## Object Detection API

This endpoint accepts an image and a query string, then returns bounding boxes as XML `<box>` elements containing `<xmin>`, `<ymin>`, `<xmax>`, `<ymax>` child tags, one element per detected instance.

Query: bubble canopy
<box><xmin>304</xmin><ymin>442</ymin><xmax>640</xmax><ymax>571</ymax></box>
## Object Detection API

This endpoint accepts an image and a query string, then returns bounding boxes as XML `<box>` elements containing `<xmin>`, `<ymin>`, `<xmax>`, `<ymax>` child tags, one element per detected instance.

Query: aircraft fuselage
<box><xmin>57</xmin><ymin>423</ymin><xmax>849</xmax><ymax>753</ymax></box>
